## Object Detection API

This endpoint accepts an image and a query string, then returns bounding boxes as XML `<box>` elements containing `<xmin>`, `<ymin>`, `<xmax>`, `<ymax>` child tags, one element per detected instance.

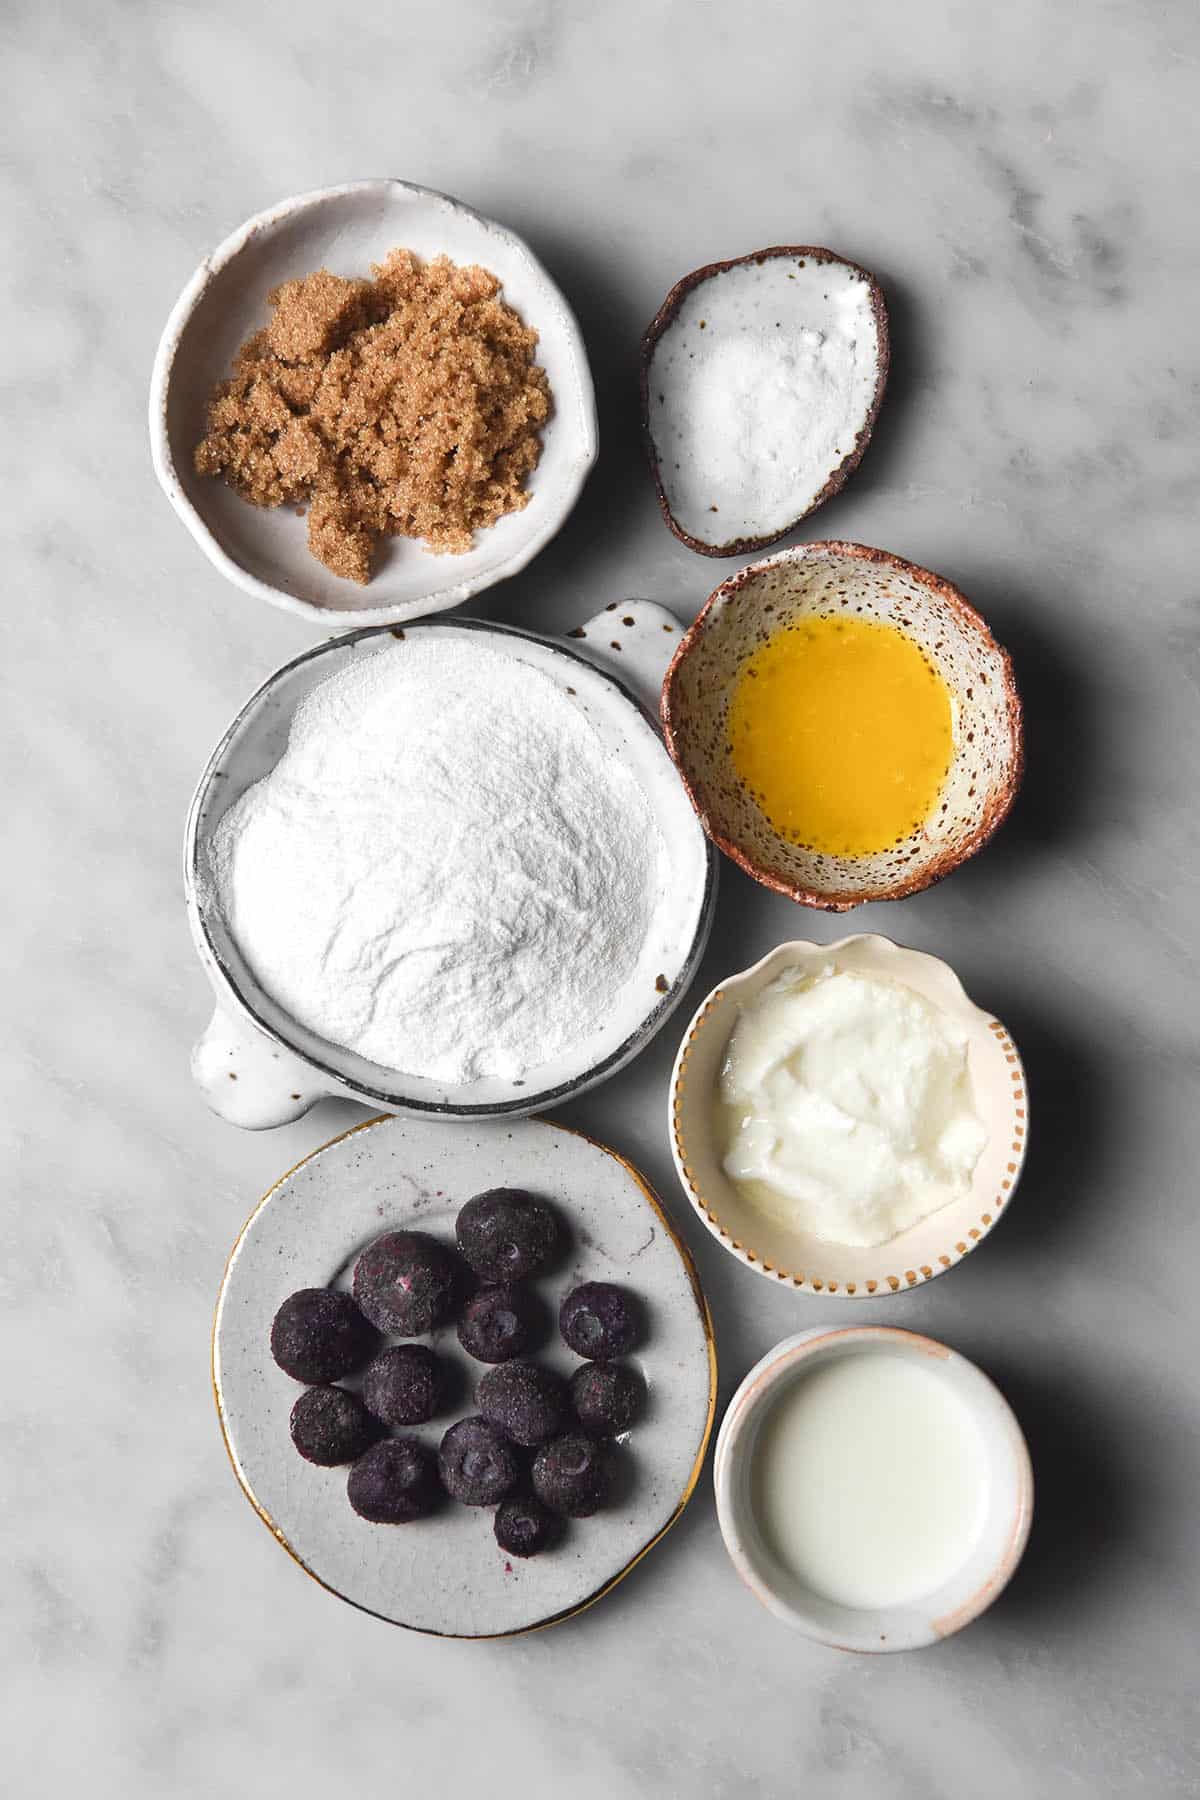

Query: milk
<box><xmin>751</xmin><ymin>1352</ymin><xmax>988</xmax><ymax>1610</ymax></box>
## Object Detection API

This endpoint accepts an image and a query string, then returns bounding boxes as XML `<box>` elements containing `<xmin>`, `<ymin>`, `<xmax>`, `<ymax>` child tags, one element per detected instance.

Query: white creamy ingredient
<box><xmin>719</xmin><ymin>966</ymin><xmax>987</xmax><ymax>1247</ymax></box>
<box><xmin>647</xmin><ymin>256</ymin><xmax>879</xmax><ymax>545</ymax></box>
<box><xmin>753</xmin><ymin>1353</ymin><xmax>988</xmax><ymax>1610</ymax></box>
<box><xmin>210</xmin><ymin>639</ymin><xmax>665</xmax><ymax>1085</ymax></box>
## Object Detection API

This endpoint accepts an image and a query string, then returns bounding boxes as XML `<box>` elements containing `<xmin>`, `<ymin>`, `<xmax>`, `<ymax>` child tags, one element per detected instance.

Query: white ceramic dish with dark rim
<box><xmin>187</xmin><ymin>601</ymin><xmax>717</xmax><ymax>1128</ymax></box>
<box><xmin>660</xmin><ymin>542</ymin><xmax>1023</xmax><ymax>911</ymax></box>
<box><xmin>149</xmin><ymin>179</ymin><xmax>597</xmax><ymax>627</ymax></box>
<box><xmin>669</xmin><ymin>935</ymin><xmax>1028</xmax><ymax>1296</ymax></box>
<box><xmin>213</xmin><ymin>1112</ymin><xmax>717</xmax><ymax>1638</ymax></box>
<box><xmin>714</xmin><ymin>1326</ymin><xmax>1033</xmax><ymax>1651</ymax></box>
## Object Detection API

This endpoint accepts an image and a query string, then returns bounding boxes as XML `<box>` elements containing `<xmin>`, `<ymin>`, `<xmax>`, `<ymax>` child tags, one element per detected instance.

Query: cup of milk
<box><xmin>714</xmin><ymin>1326</ymin><xmax>1033</xmax><ymax>1651</ymax></box>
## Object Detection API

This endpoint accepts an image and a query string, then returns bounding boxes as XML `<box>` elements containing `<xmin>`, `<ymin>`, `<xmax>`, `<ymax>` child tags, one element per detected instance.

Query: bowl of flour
<box><xmin>185</xmin><ymin>608</ymin><xmax>716</xmax><ymax>1126</ymax></box>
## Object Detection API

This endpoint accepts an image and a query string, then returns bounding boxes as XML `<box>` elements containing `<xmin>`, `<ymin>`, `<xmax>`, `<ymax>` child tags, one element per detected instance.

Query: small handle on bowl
<box><xmin>564</xmin><ymin>599</ymin><xmax>685</xmax><ymax>719</ymax></box>
<box><xmin>192</xmin><ymin>1003</ymin><xmax>330</xmax><ymax>1129</ymax></box>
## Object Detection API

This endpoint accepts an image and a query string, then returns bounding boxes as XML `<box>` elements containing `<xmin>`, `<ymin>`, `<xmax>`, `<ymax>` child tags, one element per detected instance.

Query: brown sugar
<box><xmin>194</xmin><ymin>249</ymin><xmax>551</xmax><ymax>584</ymax></box>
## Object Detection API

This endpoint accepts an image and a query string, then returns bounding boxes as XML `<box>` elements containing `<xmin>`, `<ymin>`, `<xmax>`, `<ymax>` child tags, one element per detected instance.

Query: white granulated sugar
<box><xmin>211</xmin><ymin>638</ymin><xmax>665</xmax><ymax>1085</ymax></box>
<box><xmin>647</xmin><ymin>256</ymin><xmax>879</xmax><ymax>545</ymax></box>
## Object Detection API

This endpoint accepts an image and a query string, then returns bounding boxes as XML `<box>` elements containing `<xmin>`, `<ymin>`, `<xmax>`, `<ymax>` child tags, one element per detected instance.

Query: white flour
<box><xmin>210</xmin><ymin>637</ymin><xmax>665</xmax><ymax>1085</ymax></box>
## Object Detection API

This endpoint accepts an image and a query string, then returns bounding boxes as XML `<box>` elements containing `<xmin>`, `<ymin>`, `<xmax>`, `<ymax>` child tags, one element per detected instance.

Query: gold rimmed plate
<box><xmin>213</xmin><ymin>1114</ymin><xmax>716</xmax><ymax>1637</ymax></box>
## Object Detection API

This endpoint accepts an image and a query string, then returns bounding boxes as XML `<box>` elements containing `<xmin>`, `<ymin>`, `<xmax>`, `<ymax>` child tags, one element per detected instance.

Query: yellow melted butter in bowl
<box><xmin>726</xmin><ymin>615</ymin><xmax>954</xmax><ymax>857</ymax></box>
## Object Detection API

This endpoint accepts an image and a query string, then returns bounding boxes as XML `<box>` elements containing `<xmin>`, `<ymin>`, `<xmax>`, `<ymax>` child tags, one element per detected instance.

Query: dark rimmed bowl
<box><xmin>639</xmin><ymin>245</ymin><xmax>889</xmax><ymax>557</ymax></box>
<box><xmin>660</xmin><ymin>542</ymin><xmax>1023</xmax><ymax>910</ymax></box>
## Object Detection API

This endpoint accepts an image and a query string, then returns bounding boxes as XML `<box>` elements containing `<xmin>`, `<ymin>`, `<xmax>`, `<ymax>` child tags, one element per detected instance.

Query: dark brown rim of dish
<box><xmin>659</xmin><ymin>541</ymin><xmax>1026</xmax><ymax>911</ymax></box>
<box><xmin>638</xmin><ymin>246</ymin><xmax>891</xmax><ymax>558</ymax></box>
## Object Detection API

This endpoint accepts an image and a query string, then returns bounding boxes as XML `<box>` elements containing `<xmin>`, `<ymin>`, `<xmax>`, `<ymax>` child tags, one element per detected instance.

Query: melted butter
<box><xmin>727</xmin><ymin>615</ymin><xmax>954</xmax><ymax>857</ymax></box>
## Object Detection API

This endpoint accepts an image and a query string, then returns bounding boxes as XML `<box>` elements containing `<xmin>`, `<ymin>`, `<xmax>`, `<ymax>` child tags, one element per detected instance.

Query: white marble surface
<box><xmin>5</xmin><ymin>2</ymin><xmax>1199</xmax><ymax>1793</ymax></box>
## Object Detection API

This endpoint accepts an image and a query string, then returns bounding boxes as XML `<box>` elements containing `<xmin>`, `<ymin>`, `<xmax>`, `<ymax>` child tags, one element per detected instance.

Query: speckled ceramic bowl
<box><xmin>715</xmin><ymin>1327</ymin><xmax>1033</xmax><ymax>1651</ymax></box>
<box><xmin>669</xmin><ymin>935</ymin><xmax>1028</xmax><ymax>1296</ymax></box>
<box><xmin>640</xmin><ymin>247</ymin><xmax>890</xmax><ymax>557</ymax></box>
<box><xmin>660</xmin><ymin>542</ymin><xmax>1023</xmax><ymax>910</ymax></box>
<box><xmin>150</xmin><ymin>179</ymin><xmax>597</xmax><ymax>628</ymax></box>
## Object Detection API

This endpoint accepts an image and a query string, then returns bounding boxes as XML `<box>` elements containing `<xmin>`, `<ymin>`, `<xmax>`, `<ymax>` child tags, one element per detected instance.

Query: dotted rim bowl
<box><xmin>668</xmin><ymin>934</ymin><xmax>1028</xmax><ymax>1297</ymax></box>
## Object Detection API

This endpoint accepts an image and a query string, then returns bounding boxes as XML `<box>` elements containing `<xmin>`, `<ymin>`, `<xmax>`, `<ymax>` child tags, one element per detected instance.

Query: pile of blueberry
<box><xmin>269</xmin><ymin>1188</ymin><xmax>645</xmax><ymax>1558</ymax></box>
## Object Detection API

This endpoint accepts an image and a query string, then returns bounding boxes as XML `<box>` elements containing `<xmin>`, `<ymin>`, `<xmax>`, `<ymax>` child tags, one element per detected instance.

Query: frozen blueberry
<box><xmin>347</xmin><ymin>1437</ymin><xmax>440</xmax><ymax>1523</ymax></box>
<box><xmin>559</xmin><ymin>1282</ymin><xmax>640</xmax><ymax>1360</ymax></box>
<box><xmin>494</xmin><ymin>1494</ymin><xmax>560</xmax><ymax>1559</ymax></box>
<box><xmin>476</xmin><ymin>1362</ymin><xmax>568</xmax><ymax>1448</ymax></box>
<box><xmin>457</xmin><ymin>1285</ymin><xmax>538</xmax><ymax>1364</ymax></box>
<box><xmin>352</xmin><ymin>1230</ymin><xmax>461</xmax><ymax>1335</ymax></box>
<box><xmin>570</xmin><ymin>1361</ymin><xmax>643</xmax><ymax>1436</ymax></box>
<box><xmin>270</xmin><ymin>1287</ymin><xmax>377</xmax><ymax>1383</ymax></box>
<box><xmin>531</xmin><ymin>1432</ymin><xmax>611</xmax><ymax>1517</ymax></box>
<box><xmin>438</xmin><ymin>1416</ymin><xmax>520</xmax><ymax>1507</ymax></box>
<box><xmin>289</xmin><ymin>1386</ymin><xmax>378</xmax><ymax>1466</ymax></box>
<box><xmin>455</xmin><ymin>1189</ymin><xmax>558</xmax><ymax>1283</ymax></box>
<box><xmin>362</xmin><ymin>1344</ymin><xmax>441</xmax><ymax>1425</ymax></box>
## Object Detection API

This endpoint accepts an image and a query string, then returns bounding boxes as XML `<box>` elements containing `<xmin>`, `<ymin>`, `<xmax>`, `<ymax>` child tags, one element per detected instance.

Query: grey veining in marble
<box><xmin>3</xmin><ymin>1</ymin><xmax>1199</xmax><ymax>1794</ymax></box>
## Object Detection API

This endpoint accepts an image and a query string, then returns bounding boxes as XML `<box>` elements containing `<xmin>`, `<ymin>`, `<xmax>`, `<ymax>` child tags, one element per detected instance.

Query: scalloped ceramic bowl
<box><xmin>669</xmin><ymin>935</ymin><xmax>1028</xmax><ymax>1297</ymax></box>
<box><xmin>660</xmin><ymin>542</ymin><xmax>1023</xmax><ymax>910</ymax></box>
<box><xmin>150</xmin><ymin>179</ymin><xmax>597</xmax><ymax>628</ymax></box>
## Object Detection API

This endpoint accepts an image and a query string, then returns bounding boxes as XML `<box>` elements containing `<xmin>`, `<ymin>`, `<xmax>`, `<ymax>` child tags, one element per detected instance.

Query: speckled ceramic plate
<box><xmin>213</xmin><ymin>1114</ymin><xmax>717</xmax><ymax>1637</ymax></box>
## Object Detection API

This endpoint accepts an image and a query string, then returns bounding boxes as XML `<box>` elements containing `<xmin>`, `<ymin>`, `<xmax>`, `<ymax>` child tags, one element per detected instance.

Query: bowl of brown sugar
<box><xmin>150</xmin><ymin>180</ymin><xmax>597</xmax><ymax>626</ymax></box>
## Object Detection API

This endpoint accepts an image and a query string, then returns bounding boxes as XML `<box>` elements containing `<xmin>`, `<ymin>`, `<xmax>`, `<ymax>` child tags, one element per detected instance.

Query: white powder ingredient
<box><xmin>211</xmin><ymin>638</ymin><xmax>665</xmax><ymax>1085</ymax></box>
<box><xmin>647</xmin><ymin>256</ymin><xmax>879</xmax><ymax>545</ymax></box>
<box><xmin>719</xmin><ymin>966</ymin><xmax>988</xmax><ymax>1247</ymax></box>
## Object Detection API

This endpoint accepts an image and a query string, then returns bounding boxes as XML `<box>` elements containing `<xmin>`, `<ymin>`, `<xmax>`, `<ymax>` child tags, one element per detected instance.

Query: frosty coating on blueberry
<box><xmin>289</xmin><ymin>1386</ymin><xmax>378</xmax><ymax>1466</ymax></box>
<box><xmin>532</xmin><ymin>1432</ymin><xmax>612</xmax><ymax>1517</ymax></box>
<box><xmin>476</xmin><ymin>1361</ymin><xmax>569</xmax><ymax>1448</ymax></box>
<box><xmin>270</xmin><ymin>1287</ymin><xmax>377</xmax><ymax>1384</ymax></box>
<box><xmin>457</xmin><ymin>1285</ymin><xmax>539</xmax><ymax>1363</ymax></box>
<box><xmin>352</xmin><ymin>1230</ymin><xmax>462</xmax><ymax>1335</ymax></box>
<box><xmin>438</xmin><ymin>1416</ymin><xmax>521</xmax><ymax>1507</ymax></box>
<box><xmin>571</xmin><ymin>1362</ymin><xmax>643</xmax><ymax>1436</ymax></box>
<box><xmin>494</xmin><ymin>1495</ymin><xmax>560</xmax><ymax>1559</ymax></box>
<box><xmin>347</xmin><ymin>1437</ymin><xmax>440</xmax><ymax>1524</ymax></box>
<box><xmin>559</xmin><ymin>1282</ymin><xmax>641</xmax><ymax>1360</ymax></box>
<box><xmin>362</xmin><ymin>1344</ymin><xmax>442</xmax><ymax>1426</ymax></box>
<box><xmin>455</xmin><ymin>1188</ymin><xmax>559</xmax><ymax>1283</ymax></box>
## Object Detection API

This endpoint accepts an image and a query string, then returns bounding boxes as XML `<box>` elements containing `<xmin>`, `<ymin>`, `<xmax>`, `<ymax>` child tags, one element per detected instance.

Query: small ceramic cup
<box><xmin>669</xmin><ymin>935</ymin><xmax>1028</xmax><ymax>1297</ymax></box>
<box><xmin>150</xmin><ymin>179</ymin><xmax>597</xmax><ymax>628</ymax></box>
<box><xmin>660</xmin><ymin>541</ymin><xmax>1023</xmax><ymax>909</ymax></box>
<box><xmin>715</xmin><ymin>1326</ymin><xmax>1034</xmax><ymax>1651</ymax></box>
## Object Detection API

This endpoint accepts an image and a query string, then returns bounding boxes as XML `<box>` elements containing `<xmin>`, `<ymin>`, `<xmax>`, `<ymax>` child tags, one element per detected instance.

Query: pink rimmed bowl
<box><xmin>715</xmin><ymin>1326</ymin><xmax>1033</xmax><ymax>1651</ymax></box>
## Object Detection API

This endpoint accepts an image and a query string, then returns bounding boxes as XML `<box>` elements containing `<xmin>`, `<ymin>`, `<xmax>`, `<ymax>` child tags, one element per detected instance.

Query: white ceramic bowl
<box><xmin>669</xmin><ymin>935</ymin><xmax>1027</xmax><ymax>1296</ymax></box>
<box><xmin>715</xmin><ymin>1326</ymin><xmax>1033</xmax><ymax>1651</ymax></box>
<box><xmin>150</xmin><ymin>179</ymin><xmax>597</xmax><ymax>627</ymax></box>
<box><xmin>187</xmin><ymin>602</ymin><xmax>717</xmax><ymax>1128</ymax></box>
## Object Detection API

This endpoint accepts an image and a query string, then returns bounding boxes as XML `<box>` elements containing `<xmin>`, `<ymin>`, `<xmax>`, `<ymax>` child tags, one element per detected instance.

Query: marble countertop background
<box><xmin>4</xmin><ymin>1</ymin><xmax>1199</xmax><ymax>1794</ymax></box>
